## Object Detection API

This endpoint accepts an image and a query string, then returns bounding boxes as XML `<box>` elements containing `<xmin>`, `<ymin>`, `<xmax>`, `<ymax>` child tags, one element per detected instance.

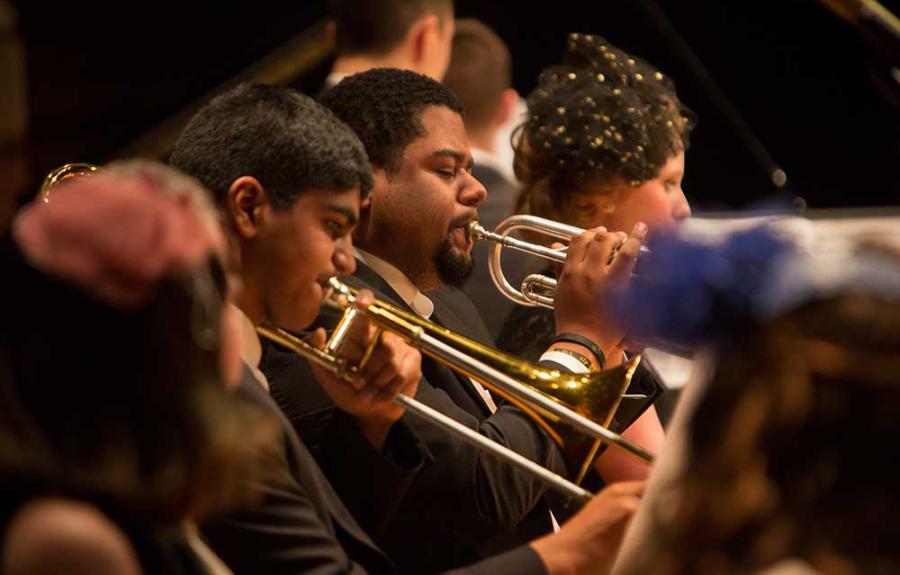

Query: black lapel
<box><xmin>349</xmin><ymin>260</ymin><xmax>495</xmax><ymax>417</ymax></box>
<box><xmin>236</xmin><ymin>367</ymin><xmax>385</xmax><ymax>557</ymax></box>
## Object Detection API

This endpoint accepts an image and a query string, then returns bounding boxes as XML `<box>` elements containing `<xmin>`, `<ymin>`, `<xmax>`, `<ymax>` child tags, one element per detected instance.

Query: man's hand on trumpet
<box><xmin>306</xmin><ymin>288</ymin><xmax>422</xmax><ymax>451</ymax></box>
<box><xmin>552</xmin><ymin>222</ymin><xmax>648</xmax><ymax>367</ymax></box>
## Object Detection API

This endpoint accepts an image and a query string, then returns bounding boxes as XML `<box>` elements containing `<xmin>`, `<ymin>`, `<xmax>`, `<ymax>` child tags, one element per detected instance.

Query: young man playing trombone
<box><xmin>170</xmin><ymin>83</ymin><xmax>432</xmax><ymax>573</ymax></box>
<box><xmin>261</xmin><ymin>68</ymin><xmax>660</xmax><ymax>574</ymax></box>
<box><xmin>171</xmin><ymin>82</ymin><xmax>646</xmax><ymax>575</ymax></box>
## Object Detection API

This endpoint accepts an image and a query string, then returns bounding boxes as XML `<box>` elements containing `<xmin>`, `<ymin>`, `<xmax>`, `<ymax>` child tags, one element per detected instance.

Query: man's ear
<box><xmin>227</xmin><ymin>176</ymin><xmax>268</xmax><ymax>240</ymax></box>
<box><xmin>353</xmin><ymin>168</ymin><xmax>385</xmax><ymax>243</ymax></box>
<box><xmin>494</xmin><ymin>88</ymin><xmax>521</xmax><ymax>128</ymax></box>
<box><xmin>408</xmin><ymin>14</ymin><xmax>440</xmax><ymax>73</ymax></box>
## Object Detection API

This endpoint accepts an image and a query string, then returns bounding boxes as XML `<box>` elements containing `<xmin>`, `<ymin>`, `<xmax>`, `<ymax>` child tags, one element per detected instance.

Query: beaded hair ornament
<box><xmin>517</xmin><ymin>33</ymin><xmax>695</xmax><ymax>194</ymax></box>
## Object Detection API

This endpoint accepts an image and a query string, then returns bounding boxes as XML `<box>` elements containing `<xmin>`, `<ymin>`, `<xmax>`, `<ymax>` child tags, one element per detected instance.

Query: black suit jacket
<box><xmin>262</xmin><ymin>261</ymin><xmax>567</xmax><ymax>574</ymax></box>
<box><xmin>202</xmin><ymin>368</ymin><xmax>418</xmax><ymax>574</ymax></box>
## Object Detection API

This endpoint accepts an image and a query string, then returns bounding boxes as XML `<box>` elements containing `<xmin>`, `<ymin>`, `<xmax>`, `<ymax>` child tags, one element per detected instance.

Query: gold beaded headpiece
<box><xmin>520</xmin><ymin>33</ymin><xmax>694</xmax><ymax>191</ymax></box>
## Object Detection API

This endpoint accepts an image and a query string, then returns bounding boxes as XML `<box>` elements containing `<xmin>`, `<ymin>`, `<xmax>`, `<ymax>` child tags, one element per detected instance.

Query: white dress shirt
<box><xmin>234</xmin><ymin>304</ymin><xmax>269</xmax><ymax>390</ymax></box>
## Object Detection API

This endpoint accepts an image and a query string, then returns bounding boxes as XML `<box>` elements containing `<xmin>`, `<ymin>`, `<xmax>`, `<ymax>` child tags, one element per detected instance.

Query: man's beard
<box><xmin>434</xmin><ymin>236</ymin><xmax>473</xmax><ymax>288</ymax></box>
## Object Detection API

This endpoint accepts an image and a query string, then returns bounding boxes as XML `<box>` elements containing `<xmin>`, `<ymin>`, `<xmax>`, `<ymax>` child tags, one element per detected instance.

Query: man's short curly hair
<box><xmin>170</xmin><ymin>83</ymin><xmax>373</xmax><ymax>210</ymax></box>
<box><xmin>318</xmin><ymin>68</ymin><xmax>463</xmax><ymax>174</ymax></box>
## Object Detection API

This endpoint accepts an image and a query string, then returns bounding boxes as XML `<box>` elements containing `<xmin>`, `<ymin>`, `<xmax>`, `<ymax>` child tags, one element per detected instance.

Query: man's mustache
<box><xmin>448</xmin><ymin>211</ymin><xmax>478</xmax><ymax>232</ymax></box>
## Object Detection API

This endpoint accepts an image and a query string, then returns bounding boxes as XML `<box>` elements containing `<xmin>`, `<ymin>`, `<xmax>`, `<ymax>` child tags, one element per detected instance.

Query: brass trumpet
<box><xmin>469</xmin><ymin>214</ymin><xmax>648</xmax><ymax>309</ymax></box>
<box><xmin>257</xmin><ymin>278</ymin><xmax>652</xmax><ymax>502</ymax></box>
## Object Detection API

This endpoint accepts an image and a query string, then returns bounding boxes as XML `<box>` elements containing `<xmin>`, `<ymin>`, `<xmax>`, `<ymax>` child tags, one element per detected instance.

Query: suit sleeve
<box><xmin>264</xmin><ymin>346</ymin><xmax>424</xmax><ymax>538</ymax></box>
<box><xmin>317</xmin><ymin>411</ymin><xmax>424</xmax><ymax>539</ymax></box>
<box><xmin>446</xmin><ymin>546</ymin><xmax>548</xmax><ymax>575</ymax></box>
<box><xmin>205</xmin><ymin>468</ymin><xmax>546</xmax><ymax>575</ymax></box>
<box><xmin>202</xmin><ymin>434</ymin><xmax>547</xmax><ymax>575</ymax></box>
<box><xmin>404</xmin><ymin>376</ymin><xmax>570</xmax><ymax>536</ymax></box>
<box><xmin>204</xmin><ymin>484</ymin><xmax>374</xmax><ymax>575</ymax></box>
<box><xmin>265</xmin><ymin>340</ymin><xmax>571</xmax><ymax>542</ymax></box>
<box><xmin>202</xmin><ymin>420</ymin><xmax>389</xmax><ymax>574</ymax></box>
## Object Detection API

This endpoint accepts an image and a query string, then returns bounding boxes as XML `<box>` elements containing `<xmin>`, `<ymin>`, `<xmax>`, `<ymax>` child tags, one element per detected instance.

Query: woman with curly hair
<box><xmin>498</xmin><ymin>32</ymin><xmax>694</xmax><ymax>360</ymax></box>
<box><xmin>493</xmin><ymin>34</ymin><xmax>695</xmax><ymax>481</ymax></box>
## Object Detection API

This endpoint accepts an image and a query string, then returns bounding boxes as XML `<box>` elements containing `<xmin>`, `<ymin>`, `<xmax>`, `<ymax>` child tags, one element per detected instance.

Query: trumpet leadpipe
<box><xmin>470</xmin><ymin>215</ymin><xmax>650</xmax><ymax>309</ymax></box>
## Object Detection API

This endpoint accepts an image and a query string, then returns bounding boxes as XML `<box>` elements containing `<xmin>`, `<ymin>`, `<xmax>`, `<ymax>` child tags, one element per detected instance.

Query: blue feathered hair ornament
<box><xmin>611</xmin><ymin>222</ymin><xmax>900</xmax><ymax>354</ymax></box>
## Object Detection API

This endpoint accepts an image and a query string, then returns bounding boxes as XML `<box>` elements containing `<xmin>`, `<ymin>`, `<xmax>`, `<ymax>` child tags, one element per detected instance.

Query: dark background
<box><xmin>9</xmin><ymin>0</ymin><xmax>900</xmax><ymax>210</ymax></box>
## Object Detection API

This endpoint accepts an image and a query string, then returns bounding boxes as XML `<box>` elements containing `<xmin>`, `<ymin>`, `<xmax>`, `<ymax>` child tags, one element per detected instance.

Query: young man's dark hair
<box><xmin>329</xmin><ymin>0</ymin><xmax>453</xmax><ymax>56</ymax></box>
<box><xmin>318</xmin><ymin>68</ymin><xmax>463</xmax><ymax>173</ymax></box>
<box><xmin>170</xmin><ymin>82</ymin><xmax>373</xmax><ymax>209</ymax></box>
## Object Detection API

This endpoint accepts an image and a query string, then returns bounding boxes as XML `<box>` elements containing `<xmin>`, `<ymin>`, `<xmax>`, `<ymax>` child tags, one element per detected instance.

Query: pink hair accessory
<box><xmin>14</xmin><ymin>172</ymin><xmax>219</xmax><ymax>309</ymax></box>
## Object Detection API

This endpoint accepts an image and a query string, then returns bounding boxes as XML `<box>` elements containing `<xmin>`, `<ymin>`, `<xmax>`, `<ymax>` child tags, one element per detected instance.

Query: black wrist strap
<box><xmin>552</xmin><ymin>332</ymin><xmax>606</xmax><ymax>370</ymax></box>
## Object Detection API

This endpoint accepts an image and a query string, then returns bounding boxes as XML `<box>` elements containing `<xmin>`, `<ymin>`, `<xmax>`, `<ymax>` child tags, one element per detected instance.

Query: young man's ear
<box><xmin>227</xmin><ymin>176</ymin><xmax>268</xmax><ymax>239</ymax></box>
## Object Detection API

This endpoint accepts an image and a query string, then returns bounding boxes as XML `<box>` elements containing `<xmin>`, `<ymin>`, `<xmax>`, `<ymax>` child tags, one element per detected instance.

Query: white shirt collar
<box><xmin>355</xmin><ymin>250</ymin><xmax>499</xmax><ymax>414</ymax></box>
<box><xmin>355</xmin><ymin>248</ymin><xmax>435</xmax><ymax>319</ymax></box>
<box><xmin>233</xmin><ymin>304</ymin><xmax>269</xmax><ymax>390</ymax></box>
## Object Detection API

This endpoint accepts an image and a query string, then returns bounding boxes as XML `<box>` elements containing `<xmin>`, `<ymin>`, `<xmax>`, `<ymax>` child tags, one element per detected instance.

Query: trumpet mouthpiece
<box><xmin>468</xmin><ymin>221</ymin><xmax>488</xmax><ymax>241</ymax></box>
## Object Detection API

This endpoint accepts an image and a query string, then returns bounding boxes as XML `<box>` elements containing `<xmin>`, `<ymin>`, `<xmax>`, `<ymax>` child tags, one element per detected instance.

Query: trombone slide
<box><xmin>256</xmin><ymin>324</ymin><xmax>594</xmax><ymax>503</ymax></box>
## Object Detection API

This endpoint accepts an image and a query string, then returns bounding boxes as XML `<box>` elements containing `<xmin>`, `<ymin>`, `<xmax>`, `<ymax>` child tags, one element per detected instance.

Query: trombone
<box><xmin>469</xmin><ymin>214</ymin><xmax>648</xmax><ymax>309</ymax></box>
<box><xmin>257</xmin><ymin>278</ymin><xmax>654</xmax><ymax>502</ymax></box>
